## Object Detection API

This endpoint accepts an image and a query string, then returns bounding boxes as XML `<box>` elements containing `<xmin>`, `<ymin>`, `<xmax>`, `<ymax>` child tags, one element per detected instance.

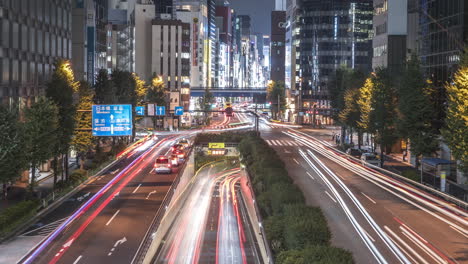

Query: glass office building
<box><xmin>0</xmin><ymin>0</ymin><xmax>72</xmax><ymax>109</ymax></box>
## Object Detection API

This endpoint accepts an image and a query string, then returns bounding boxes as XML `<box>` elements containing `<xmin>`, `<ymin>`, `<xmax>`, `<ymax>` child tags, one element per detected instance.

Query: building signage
<box><xmin>92</xmin><ymin>105</ymin><xmax>132</xmax><ymax>136</ymax></box>
<box><xmin>208</xmin><ymin>143</ymin><xmax>225</xmax><ymax>149</ymax></box>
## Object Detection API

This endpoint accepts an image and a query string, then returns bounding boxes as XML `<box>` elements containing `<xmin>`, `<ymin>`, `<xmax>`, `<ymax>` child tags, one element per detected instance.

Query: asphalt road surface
<box><xmin>255</xmin><ymin>116</ymin><xmax>468</xmax><ymax>264</ymax></box>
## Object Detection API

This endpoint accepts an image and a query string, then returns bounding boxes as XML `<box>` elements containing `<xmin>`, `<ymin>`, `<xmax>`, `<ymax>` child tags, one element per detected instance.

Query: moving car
<box><xmin>154</xmin><ymin>156</ymin><xmax>172</xmax><ymax>174</ymax></box>
<box><xmin>178</xmin><ymin>139</ymin><xmax>190</xmax><ymax>148</ymax></box>
<box><xmin>360</xmin><ymin>153</ymin><xmax>381</xmax><ymax>167</ymax></box>
<box><xmin>173</xmin><ymin>149</ymin><xmax>186</xmax><ymax>161</ymax></box>
<box><xmin>171</xmin><ymin>144</ymin><xmax>185</xmax><ymax>152</ymax></box>
<box><xmin>170</xmin><ymin>154</ymin><xmax>181</xmax><ymax>167</ymax></box>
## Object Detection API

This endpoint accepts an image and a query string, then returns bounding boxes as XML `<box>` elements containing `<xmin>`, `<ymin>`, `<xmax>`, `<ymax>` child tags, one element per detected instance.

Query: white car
<box><xmin>178</xmin><ymin>138</ymin><xmax>190</xmax><ymax>148</ymax></box>
<box><xmin>360</xmin><ymin>153</ymin><xmax>381</xmax><ymax>167</ymax></box>
<box><xmin>154</xmin><ymin>156</ymin><xmax>172</xmax><ymax>174</ymax></box>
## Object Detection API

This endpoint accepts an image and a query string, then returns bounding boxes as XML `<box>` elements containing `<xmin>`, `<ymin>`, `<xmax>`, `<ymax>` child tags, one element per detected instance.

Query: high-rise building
<box><xmin>286</xmin><ymin>0</ymin><xmax>373</xmax><ymax>124</ymax></box>
<box><xmin>133</xmin><ymin>2</ymin><xmax>156</xmax><ymax>82</ymax></box>
<box><xmin>151</xmin><ymin>18</ymin><xmax>190</xmax><ymax>93</ymax></box>
<box><xmin>275</xmin><ymin>0</ymin><xmax>286</xmax><ymax>11</ymax></box>
<box><xmin>175</xmin><ymin>0</ymin><xmax>210</xmax><ymax>88</ymax></box>
<box><xmin>372</xmin><ymin>0</ymin><xmax>408</xmax><ymax>71</ymax></box>
<box><xmin>155</xmin><ymin>0</ymin><xmax>174</xmax><ymax>18</ymax></box>
<box><xmin>0</xmin><ymin>0</ymin><xmax>72</xmax><ymax>108</ymax></box>
<box><xmin>270</xmin><ymin>10</ymin><xmax>286</xmax><ymax>82</ymax></box>
<box><xmin>419</xmin><ymin>0</ymin><xmax>468</xmax><ymax>129</ymax></box>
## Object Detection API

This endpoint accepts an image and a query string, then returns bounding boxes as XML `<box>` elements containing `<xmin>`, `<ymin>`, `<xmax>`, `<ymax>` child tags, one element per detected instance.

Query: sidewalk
<box><xmin>0</xmin><ymin>161</ymin><xmax>77</xmax><ymax>214</ymax></box>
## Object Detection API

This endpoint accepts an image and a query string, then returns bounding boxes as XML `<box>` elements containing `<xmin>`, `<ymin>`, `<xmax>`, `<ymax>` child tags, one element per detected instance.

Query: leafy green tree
<box><xmin>147</xmin><ymin>75</ymin><xmax>167</xmax><ymax>106</ymax></box>
<box><xmin>94</xmin><ymin>69</ymin><xmax>115</xmax><ymax>104</ymax></box>
<box><xmin>199</xmin><ymin>87</ymin><xmax>214</xmax><ymax>125</ymax></box>
<box><xmin>442</xmin><ymin>50</ymin><xmax>468</xmax><ymax>171</ymax></box>
<box><xmin>46</xmin><ymin>59</ymin><xmax>78</xmax><ymax>183</ymax></box>
<box><xmin>369</xmin><ymin>68</ymin><xmax>398</xmax><ymax>166</ymax></box>
<box><xmin>24</xmin><ymin>98</ymin><xmax>59</xmax><ymax>191</ymax></box>
<box><xmin>72</xmin><ymin>81</ymin><xmax>94</xmax><ymax>170</ymax></box>
<box><xmin>0</xmin><ymin>106</ymin><xmax>27</xmax><ymax>188</ymax></box>
<box><xmin>267</xmin><ymin>81</ymin><xmax>286</xmax><ymax>120</ymax></box>
<box><xmin>147</xmin><ymin>75</ymin><xmax>167</xmax><ymax>129</ymax></box>
<box><xmin>357</xmin><ymin>78</ymin><xmax>373</xmax><ymax>133</ymax></box>
<box><xmin>339</xmin><ymin>88</ymin><xmax>363</xmax><ymax>147</ymax></box>
<box><xmin>398</xmin><ymin>56</ymin><xmax>439</xmax><ymax>166</ymax></box>
<box><xmin>112</xmin><ymin>69</ymin><xmax>137</xmax><ymax>105</ymax></box>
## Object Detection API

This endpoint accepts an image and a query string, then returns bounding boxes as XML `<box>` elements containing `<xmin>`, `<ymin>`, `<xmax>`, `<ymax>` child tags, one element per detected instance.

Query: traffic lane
<box><xmin>31</xmin><ymin>139</ymin><xmax>173</xmax><ymax>264</ymax></box>
<box><xmin>287</xmin><ymin>130</ymin><xmax>467</xmax><ymax>263</ymax></box>
<box><xmin>23</xmin><ymin>139</ymin><xmax>162</xmax><ymax>232</ymax></box>
<box><xmin>277</xmin><ymin>144</ymin><xmax>388</xmax><ymax>264</ymax></box>
<box><xmin>57</xmin><ymin>170</ymin><xmax>177</xmax><ymax>264</ymax></box>
<box><xmin>317</xmin><ymin>154</ymin><xmax>468</xmax><ymax>263</ymax></box>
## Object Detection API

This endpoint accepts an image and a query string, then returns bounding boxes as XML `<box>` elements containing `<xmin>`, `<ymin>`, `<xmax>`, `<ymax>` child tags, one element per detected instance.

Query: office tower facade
<box><xmin>0</xmin><ymin>0</ymin><xmax>72</xmax><ymax>108</ymax></box>
<box><xmin>271</xmin><ymin>10</ymin><xmax>286</xmax><ymax>82</ymax></box>
<box><xmin>372</xmin><ymin>0</ymin><xmax>408</xmax><ymax>71</ymax></box>
<box><xmin>286</xmin><ymin>0</ymin><xmax>373</xmax><ymax>123</ymax></box>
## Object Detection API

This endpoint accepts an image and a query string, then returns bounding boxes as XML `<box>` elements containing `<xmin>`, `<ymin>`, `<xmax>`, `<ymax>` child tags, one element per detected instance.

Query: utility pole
<box><xmin>277</xmin><ymin>94</ymin><xmax>280</xmax><ymax>121</ymax></box>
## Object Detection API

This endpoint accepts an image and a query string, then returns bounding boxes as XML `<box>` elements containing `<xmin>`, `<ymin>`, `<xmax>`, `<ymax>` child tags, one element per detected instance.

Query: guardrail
<box><xmin>131</xmin><ymin>146</ymin><xmax>194</xmax><ymax>264</ymax></box>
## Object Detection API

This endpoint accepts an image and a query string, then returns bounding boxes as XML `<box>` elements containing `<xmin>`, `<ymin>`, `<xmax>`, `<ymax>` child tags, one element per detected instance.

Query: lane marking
<box><xmin>401</xmin><ymin>231</ymin><xmax>443</xmax><ymax>264</ymax></box>
<box><xmin>146</xmin><ymin>190</ymin><xmax>157</xmax><ymax>200</ymax></box>
<box><xmin>449</xmin><ymin>225</ymin><xmax>468</xmax><ymax>239</ymax></box>
<box><xmin>364</xmin><ymin>229</ymin><xmax>376</xmax><ymax>242</ymax></box>
<box><xmin>306</xmin><ymin>171</ymin><xmax>315</xmax><ymax>180</ymax></box>
<box><xmin>132</xmin><ymin>183</ymin><xmax>142</xmax><ymax>194</ymax></box>
<box><xmin>324</xmin><ymin>191</ymin><xmax>337</xmax><ymax>203</ymax></box>
<box><xmin>293</xmin><ymin>158</ymin><xmax>300</xmax><ymax>165</ymax></box>
<box><xmin>361</xmin><ymin>192</ymin><xmax>377</xmax><ymax>204</ymax></box>
<box><xmin>106</xmin><ymin>210</ymin><xmax>120</xmax><ymax>226</ymax></box>
<box><xmin>73</xmin><ymin>255</ymin><xmax>82</xmax><ymax>264</ymax></box>
<box><xmin>385</xmin><ymin>226</ymin><xmax>426</xmax><ymax>264</ymax></box>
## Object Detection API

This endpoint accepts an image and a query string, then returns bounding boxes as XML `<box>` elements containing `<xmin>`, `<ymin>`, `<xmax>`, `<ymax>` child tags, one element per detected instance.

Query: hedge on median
<box><xmin>237</xmin><ymin>133</ymin><xmax>355</xmax><ymax>263</ymax></box>
<box><xmin>0</xmin><ymin>199</ymin><xmax>40</xmax><ymax>236</ymax></box>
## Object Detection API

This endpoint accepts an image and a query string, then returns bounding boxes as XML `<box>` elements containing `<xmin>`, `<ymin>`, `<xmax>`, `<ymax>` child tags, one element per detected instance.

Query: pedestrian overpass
<box><xmin>190</xmin><ymin>87</ymin><xmax>267</xmax><ymax>101</ymax></box>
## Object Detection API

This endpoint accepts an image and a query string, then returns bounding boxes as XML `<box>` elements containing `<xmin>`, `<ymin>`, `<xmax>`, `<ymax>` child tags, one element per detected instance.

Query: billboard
<box><xmin>92</xmin><ymin>105</ymin><xmax>132</xmax><ymax>136</ymax></box>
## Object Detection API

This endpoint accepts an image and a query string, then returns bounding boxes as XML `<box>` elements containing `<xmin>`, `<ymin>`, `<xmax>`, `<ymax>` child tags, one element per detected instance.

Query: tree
<box><xmin>199</xmin><ymin>87</ymin><xmax>214</xmax><ymax>125</ymax></box>
<box><xmin>46</xmin><ymin>59</ymin><xmax>78</xmax><ymax>183</ymax></box>
<box><xmin>147</xmin><ymin>75</ymin><xmax>167</xmax><ymax>129</ymax></box>
<box><xmin>442</xmin><ymin>49</ymin><xmax>468</xmax><ymax>171</ymax></box>
<box><xmin>147</xmin><ymin>75</ymin><xmax>167</xmax><ymax>106</ymax></box>
<box><xmin>112</xmin><ymin>69</ymin><xmax>137</xmax><ymax>105</ymax></box>
<box><xmin>357</xmin><ymin>77</ymin><xmax>373</xmax><ymax>133</ymax></box>
<box><xmin>72</xmin><ymin>81</ymin><xmax>94</xmax><ymax>170</ymax></box>
<box><xmin>267</xmin><ymin>81</ymin><xmax>286</xmax><ymax>120</ymax></box>
<box><xmin>398</xmin><ymin>55</ymin><xmax>439</xmax><ymax>166</ymax></box>
<box><xmin>0</xmin><ymin>106</ymin><xmax>27</xmax><ymax>191</ymax></box>
<box><xmin>24</xmin><ymin>98</ymin><xmax>59</xmax><ymax>191</ymax></box>
<box><xmin>94</xmin><ymin>69</ymin><xmax>115</xmax><ymax>104</ymax></box>
<box><xmin>339</xmin><ymin>88</ymin><xmax>363</xmax><ymax>147</ymax></box>
<box><xmin>368</xmin><ymin>68</ymin><xmax>398</xmax><ymax>166</ymax></box>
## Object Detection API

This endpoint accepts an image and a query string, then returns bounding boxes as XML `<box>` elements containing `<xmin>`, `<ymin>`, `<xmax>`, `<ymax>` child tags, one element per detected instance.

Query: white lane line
<box><xmin>293</xmin><ymin>158</ymin><xmax>300</xmax><ymax>165</ymax></box>
<box><xmin>324</xmin><ymin>191</ymin><xmax>337</xmax><ymax>203</ymax></box>
<box><xmin>306</xmin><ymin>171</ymin><xmax>315</xmax><ymax>180</ymax></box>
<box><xmin>266</xmin><ymin>140</ymin><xmax>272</xmax><ymax>146</ymax></box>
<box><xmin>291</xmin><ymin>141</ymin><xmax>299</xmax><ymax>146</ymax></box>
<box><xmin>364</xmin><ymin>229</ymin><xmax>376</xmax><ymax>242</ymax></box>
<box><xmin>106</xmin><ymin>210</ymin><xmax>120</xmax><ymax>226</ymax></box>
<box><xmin>385</xmin><ymin>226</ymin><xmax>426</xmax><ymax>264</ymax></box>
<box><xmin>286</xmin><ymin>141</ymin><xmax>294</xmax><ymax>146</ymax></box>
<box><xmin>132</xmin><ymin>183</ymin><xmax>142</xmax><ymax>194</ymax></box>
<box><xmin>401</xmin><ymin>230</ymin><xmax>444</xmax><ymax>264</ymax></box>
<box><xmin>273</xmin><ymin>140</ymin><xmax>281</xmax><ymax>146</ymax></box>
<box><xmin>270</xmin><ymin>140</ymin><xmax>277</xmax><ymax>146</ymax></box>
<box><xmin>73</xmin><ymin>255</ymin><xmax>82</xmax><ymax>264</ymax></box>
<box><xmin>450</xmin><ymin>225</ymin><xmax>468</xmax><ymax>238</ymax></box>
<box><xmin>361</xmin><ymin>192</ymin><xmax>377</xmax><ymax>204</ymax></box>
<box><xmin>146</xmin><ymin>190</ymin><xmax>157</xmax><ymax>200</ymax></box>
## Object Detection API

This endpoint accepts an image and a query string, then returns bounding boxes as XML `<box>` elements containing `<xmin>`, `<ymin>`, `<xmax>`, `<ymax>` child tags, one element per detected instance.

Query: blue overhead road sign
<box><xmin>174</xmin><ymin>106</ymin><xmax>184</xmax><ymax>116</ymax></box>
<box><xmin>92</xmin><ymin>104</ymin><xmax>132</xmax><ymax>136</ymax></box>
<box><xmin>135</xmin><ymin>106</ymin><xmax>145</xmax><ymax>116</ymax></box>
<box><xmin>156</xmin><ymin>106</ymin><xmax>166</xmax><ymax>116</ymax></box>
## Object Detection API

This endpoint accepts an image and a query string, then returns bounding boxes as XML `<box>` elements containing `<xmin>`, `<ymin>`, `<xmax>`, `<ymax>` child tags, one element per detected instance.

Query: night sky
<box><xmin>230</xmin><ymin>0</ymin><xmax>274</xmax><ymax>36</ymax></box>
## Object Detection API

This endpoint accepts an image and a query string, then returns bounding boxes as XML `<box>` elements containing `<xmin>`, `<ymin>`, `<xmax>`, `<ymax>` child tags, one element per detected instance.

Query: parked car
<box><xmin>170</xmin><ymin>154</ymin><xmax>181</xmax><ymax>167</ymax></box>
<box><xmin>172</xmin><ymin>149</ymin><xmax>186</xmax><ymax>161</ymax></box>
<box><xmin>360</xmin><ymin>153</ymin><xmax>381</xmax><ymax>167</ymax></box>
<box><xmin>171</xmin><ymin>144</ymin><xmax>185</xmax><ymax>152</ymax></box>
<box><xmin>346</xmin><ymin>148</ymin><xmax>366</xmax><ymax>158</ymax></box>
<box><xmin>154</xmin><ymin>156</ymin><xmax>172</xmax><ymax>174</ymax></box>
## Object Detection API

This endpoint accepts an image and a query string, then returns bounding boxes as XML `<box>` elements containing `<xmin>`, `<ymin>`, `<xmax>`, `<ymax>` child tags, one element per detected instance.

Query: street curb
<box><xmin>0</xmin><ymin>157</ymin><xmax>119</xmax><ymax>244</ymax></box>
